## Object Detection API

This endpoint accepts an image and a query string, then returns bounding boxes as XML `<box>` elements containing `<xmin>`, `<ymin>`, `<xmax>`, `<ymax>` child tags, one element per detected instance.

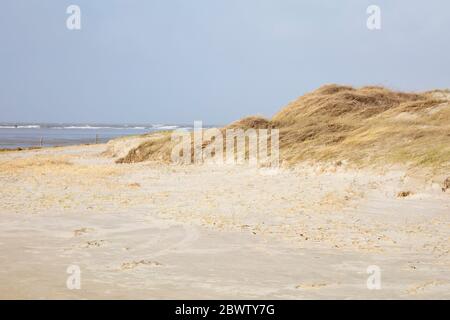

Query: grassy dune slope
<box><xmin>117</xmin><ymin>84</ymin><xmax>450</xmax><ymax>172</ymax></box>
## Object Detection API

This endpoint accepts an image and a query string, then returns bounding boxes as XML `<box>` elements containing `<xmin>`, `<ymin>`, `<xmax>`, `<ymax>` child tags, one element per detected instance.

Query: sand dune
<box><xmin>117</xmin><ymin>85</ymin><xmax>450</xmax><ymax>176</ymax></box>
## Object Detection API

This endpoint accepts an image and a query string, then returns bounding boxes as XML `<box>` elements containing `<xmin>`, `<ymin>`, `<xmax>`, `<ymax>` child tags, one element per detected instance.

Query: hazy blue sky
<box><xmin>1</xmin><ymin>0</ymin><xmax>449</xmax><ymax>124</ymax></box>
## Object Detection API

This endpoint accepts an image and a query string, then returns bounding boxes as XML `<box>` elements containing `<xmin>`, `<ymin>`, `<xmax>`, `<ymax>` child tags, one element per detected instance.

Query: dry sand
<box><xmin>0</xmin><ymin>143</ymin><xmax>449</xmax><ymax>299</ymax></box>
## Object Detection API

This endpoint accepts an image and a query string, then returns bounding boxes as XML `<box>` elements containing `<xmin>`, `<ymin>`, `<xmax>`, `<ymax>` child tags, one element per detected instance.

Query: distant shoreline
<box><xmin>0</xmin><ymin>123</ymin><xmax>221</xmax><ymax>149</ymax></box>
<box><xmin>0</xmin><ymin>123</ymin><xmax>185</xmax><ymax>149</ymax></box>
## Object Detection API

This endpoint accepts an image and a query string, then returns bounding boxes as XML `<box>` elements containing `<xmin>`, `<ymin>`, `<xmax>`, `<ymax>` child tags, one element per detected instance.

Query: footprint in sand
<box><xmin>295</xmin><ymin>282</ymin><xmax>336</xmax><ymax>290</ymax></box>
<box><xmin>120</xmin><ymin>260</ymin><xmax>163</xmax><ymax>270</ymax></box>
<box><xmin>73</xmin><ymin>227</ymin><xmax>94</xmax><ymax>237</ymax></box>
<box><xmin>82</xmin><ymin>240</ymin><xmax>106</xmax><ymax>248</ymax></box>
<box><xmin>128</xmin><ymin>182</ymin><xmax>141</xmax><ymax>188</ymax></box>
<box><xmin>397</xmin><ymin>191</ymin><xmax>413</xmax><ymax>198</ymax></box>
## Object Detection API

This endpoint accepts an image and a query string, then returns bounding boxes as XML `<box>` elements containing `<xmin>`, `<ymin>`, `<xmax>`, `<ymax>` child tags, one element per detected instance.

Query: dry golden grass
<box><xmin>271</xmin><ymin>85</ymin><xmax>449</xmax><ymax>171</ymax></box>
<box><xmin>0</xmin><ymin>155</ymin><xmax>122</xmax><ymax>184</ymax></box>
<box><xmin>227</xmin><ymin>116</ymin><xmax>274</xmax><ymax>129</ymax></box>
<box><xmin>116</xmin><ymin>84</ymin><xmax>450</xmax><ymax>172</ymax></box>
<box><xmin>0</xmin><ymin>156</ymin><xmax>73</xmax><ymax>171</ymax></box>
<box><xmin>117</xmin><ymin>131</ymin><xmax>174</xmax><ymax>164</ymax></box>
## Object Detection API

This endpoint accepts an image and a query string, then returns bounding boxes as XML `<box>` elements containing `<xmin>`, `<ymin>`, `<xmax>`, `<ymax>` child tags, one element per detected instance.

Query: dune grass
<box><xmin>116</xmin><ymin>84</ymin><xmax>450</xmax><ymax>173</ymax></box>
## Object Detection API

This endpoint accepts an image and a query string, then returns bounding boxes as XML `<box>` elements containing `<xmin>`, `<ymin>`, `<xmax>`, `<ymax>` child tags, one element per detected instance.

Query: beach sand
<box><xmin>0</xmin><ymin>143</ymin><xmax>449</xmax><ymax>299</ymax></box>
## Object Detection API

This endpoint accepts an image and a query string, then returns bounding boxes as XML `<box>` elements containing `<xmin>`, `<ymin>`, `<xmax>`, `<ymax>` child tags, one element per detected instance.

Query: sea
<box><xmin>0</xmin><ymin>123</ymin><xmax>194</xmax><ymax>149</ymax></box>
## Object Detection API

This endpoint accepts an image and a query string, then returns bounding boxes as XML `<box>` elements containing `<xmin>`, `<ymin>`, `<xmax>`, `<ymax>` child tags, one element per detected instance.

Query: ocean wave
<box><xmin>152</xmin><ymin>125</ymin><xmax>179</xmax><ymax>130</ymax></box>
<box><xmin>0</xmin><ymin>125</ymin><xmax>41</xmax><ymax>129</ymax></box>
<box><xmin>55</xmin><ymin>126</ymin><xmax>119</xmax><ymax>130</ymax></box>
<box><xmin>52</xmin><ymin>126</ymin><xmax>149</xmax><ymax>130</ymax></box>
<box><xmin>0</xmin><ymin>124</ymin><xmax>186</xmax><ymax>130</ymax></box>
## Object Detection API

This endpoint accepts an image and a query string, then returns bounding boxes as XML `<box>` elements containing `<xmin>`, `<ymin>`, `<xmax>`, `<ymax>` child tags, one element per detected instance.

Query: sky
<box><xmin>0</xmin><ymin>0</ymin><xmax>449</xmax><ymax>125</ymax></box>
